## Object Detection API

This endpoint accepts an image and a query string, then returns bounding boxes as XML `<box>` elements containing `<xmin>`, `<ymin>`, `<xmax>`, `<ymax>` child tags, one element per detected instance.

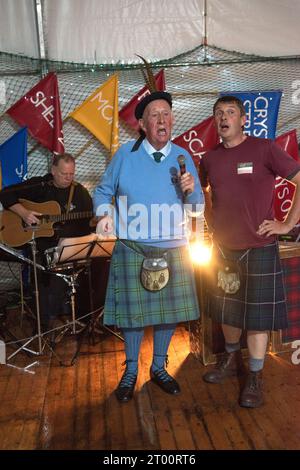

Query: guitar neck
<box><xmin>42</xmin><ymin>211</ymin><xmax>93</xmax><ymax>223</ymax></box>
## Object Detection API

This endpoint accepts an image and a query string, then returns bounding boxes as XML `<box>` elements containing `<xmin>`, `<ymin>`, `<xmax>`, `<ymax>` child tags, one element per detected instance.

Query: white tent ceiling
<box><xmin>0</xmin><ymin>0</ymin><xmax>300</xmax><ymax>64</ymax></box>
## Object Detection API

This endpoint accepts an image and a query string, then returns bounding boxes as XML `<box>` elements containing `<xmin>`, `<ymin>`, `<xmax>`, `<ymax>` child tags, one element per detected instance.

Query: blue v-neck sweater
<box><xmin>93</xmin><ymin>140</ymin><xmax>203</xmax><ymax>247</ymax></box>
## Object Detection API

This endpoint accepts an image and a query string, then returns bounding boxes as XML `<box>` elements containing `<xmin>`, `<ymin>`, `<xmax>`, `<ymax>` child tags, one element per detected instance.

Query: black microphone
<box><xmin>177</xmin><ymin>155</ymin><xmax>188</xmax><ymax>196</ymax></box>
<box><xmin>177</xmin><ymin>155</ymin><xmax>186</xmax><ymax>176</ymax></box>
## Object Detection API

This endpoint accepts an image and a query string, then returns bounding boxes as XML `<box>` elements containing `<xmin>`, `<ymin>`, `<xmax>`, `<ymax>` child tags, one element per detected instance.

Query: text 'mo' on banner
<box><xmin>70</xmin><ymin>74</ymin><xmax>119</xmax><ymax>157</ymax></box>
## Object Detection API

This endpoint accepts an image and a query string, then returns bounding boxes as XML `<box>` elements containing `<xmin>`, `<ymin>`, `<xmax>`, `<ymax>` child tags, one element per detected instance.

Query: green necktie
<box><xmin>153</xmin><ymin>151</ymin><xmax>163</xmax><ymax>163</ymax></box>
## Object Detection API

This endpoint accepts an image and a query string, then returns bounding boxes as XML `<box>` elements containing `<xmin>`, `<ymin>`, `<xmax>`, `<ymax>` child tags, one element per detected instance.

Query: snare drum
<box><xmin>44</xmin><ymin>247</ymin><xmax>60</xmax><ymax>269</ymax></box>
<box><xmin>44</xmin><ymin>233</ymin><xmax>116</xmax><ymax>271</ymax></box>
<box><xmin>44</xmin><ymin>246</ymin><xmax>86</xmax><ymax>272</ymax></box>
<box><xmin>44</xmin><ymin>246</ymin><xmax>73</xmax><ymax>271</ymax></box>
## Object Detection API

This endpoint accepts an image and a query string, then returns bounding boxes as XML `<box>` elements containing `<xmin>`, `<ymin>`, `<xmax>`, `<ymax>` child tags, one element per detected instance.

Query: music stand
<box><xmin>50</xmin><ymin>234</ymin><xmax>123</xmax><ymax>347</ymax></box>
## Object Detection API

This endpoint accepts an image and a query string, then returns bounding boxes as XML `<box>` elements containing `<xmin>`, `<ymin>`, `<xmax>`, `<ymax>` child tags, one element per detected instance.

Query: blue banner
<box><xmin>0</xmin><ymin>127</ymin><xmax>27</xmax><ymax>189</ymax></box>
<box><xmin>220</xmin><ymin>90</ymin><xmax>282</xmax><ymax>139</ymax></box>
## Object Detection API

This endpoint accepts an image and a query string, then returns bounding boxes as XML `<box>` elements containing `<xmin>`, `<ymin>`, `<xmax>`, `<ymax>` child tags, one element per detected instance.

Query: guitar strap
<box><xmin>66</xmin><ymin>181</ymin><xmax>77</xmax><ymax>214</ymax></box>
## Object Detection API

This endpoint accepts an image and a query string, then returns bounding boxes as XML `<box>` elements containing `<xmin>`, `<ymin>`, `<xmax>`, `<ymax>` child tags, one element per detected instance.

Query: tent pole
<box><xmin>33</xmin><ymin>0</ymin><xmax>48</xmax><ymax>77</ymax></box>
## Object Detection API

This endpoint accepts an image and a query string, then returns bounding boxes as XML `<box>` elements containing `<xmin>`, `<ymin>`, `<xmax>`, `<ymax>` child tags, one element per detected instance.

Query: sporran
<box><xmin>217</xmin><ymin>258</ymin><xmax>241</xmax><ymax>294</ymax></box>
<box><xmin>140</xmin><ymin>256</ymin><xmax>169</xmax><ymax>291</ymax></box>
<box><xmin>215</xmin><ymin>244</ymin><xmax>250</xmax><ymax>295</ymax></box>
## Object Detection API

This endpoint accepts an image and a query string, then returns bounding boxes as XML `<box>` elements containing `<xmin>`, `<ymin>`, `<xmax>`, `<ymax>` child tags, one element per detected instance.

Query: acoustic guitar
<box><xmin>0</xmin><ymin>199</ymin><xmax>93</xmax><ymax>247</ymax></box>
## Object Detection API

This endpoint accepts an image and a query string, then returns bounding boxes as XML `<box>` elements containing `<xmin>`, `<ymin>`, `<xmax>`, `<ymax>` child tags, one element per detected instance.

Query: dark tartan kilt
<box><xmin>103</xmin><ymin>240</ymin><xmax>200</xmax><ymax>328</ymax></box>
<box><xmin>208</xmin><ymin>242</ymin><xmax>288</xmax><ymax>331</ymax></box>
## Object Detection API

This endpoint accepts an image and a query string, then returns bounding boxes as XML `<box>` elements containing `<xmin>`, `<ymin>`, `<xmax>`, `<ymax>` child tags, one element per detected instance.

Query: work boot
<box><xmin>239</xmin><ymin>370</ymin><xmax>264</xmax><ymax>408</ymax></box>
<box><xmin>203</xmin><ymin>350</ymin><xmax>244</xmax><ymax>384</ymax></box>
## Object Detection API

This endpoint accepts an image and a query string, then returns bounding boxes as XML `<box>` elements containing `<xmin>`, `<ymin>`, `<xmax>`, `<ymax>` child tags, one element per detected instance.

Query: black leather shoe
<box><xmin>150</xmin><ymin>368</ymin><xmax>181</xmax><ymax>395</ymax></box>
<box><xmin>115</xmin><ymin>370</ymin><xmax>137</xmax><ymax>403</ymax></box>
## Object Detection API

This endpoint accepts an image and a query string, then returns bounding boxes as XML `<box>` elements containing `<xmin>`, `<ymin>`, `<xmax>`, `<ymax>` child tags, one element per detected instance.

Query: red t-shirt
<box><xmin>201</xmin><ymin>136</ymin><xmax>300</xmax><ymax>249</ymax></box>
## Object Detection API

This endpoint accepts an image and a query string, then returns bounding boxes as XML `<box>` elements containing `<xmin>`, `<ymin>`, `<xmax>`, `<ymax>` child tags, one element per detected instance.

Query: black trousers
<box><xmin>37</xmin><ymin>269</ymin><xmax>70</xmax><ymax>329</ymax></box>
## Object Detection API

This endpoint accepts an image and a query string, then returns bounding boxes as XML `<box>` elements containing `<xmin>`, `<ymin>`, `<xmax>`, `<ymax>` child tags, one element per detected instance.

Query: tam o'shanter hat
<box><xmin>135</xmin><ymin>91</ymin><xmax>172</xmax><ymax>120</ymax></box>
<box><xmin>134</xmin><ymin>55</ymin><xmax>172</xmax><ymax>120</ymax></box>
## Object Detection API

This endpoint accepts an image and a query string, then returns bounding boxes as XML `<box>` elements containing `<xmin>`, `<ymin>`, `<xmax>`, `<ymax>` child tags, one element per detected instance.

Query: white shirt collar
<box><xmin>142</xmin><ymin>139</ymin><xmax>171</xmax><ymax>161</ymax></box>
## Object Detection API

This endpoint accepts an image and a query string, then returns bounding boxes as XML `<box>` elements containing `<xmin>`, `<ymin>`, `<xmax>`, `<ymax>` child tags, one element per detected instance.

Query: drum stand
<box><xmin>44</xmin><ymin>236</ymin><xmax>124</xmax><ymax>364</ymax></box>
<box><xmin>70</xmin><ymin>264</ymin><xmax>123</xmax><ymax>365</ymax></box>
<box><xmin>53</xmin><ymin>265</ymin><xmax>86</xmax><ymax>337</ymax></box>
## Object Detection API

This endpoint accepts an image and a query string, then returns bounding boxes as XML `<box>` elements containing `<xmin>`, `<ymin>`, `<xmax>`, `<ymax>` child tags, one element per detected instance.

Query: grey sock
<box><xmin>225</xmin><ymin>342</ymin><xmax>240</xmax><ymax>353</ymax></box>
<box><xmin>249</xmin><ymin>357</ymin><xmax>264</xmax><ymax>372</ymax></box>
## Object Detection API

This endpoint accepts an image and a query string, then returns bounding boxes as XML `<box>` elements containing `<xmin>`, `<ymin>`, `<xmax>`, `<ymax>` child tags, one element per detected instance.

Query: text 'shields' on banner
<box><xmin>6</xmin><ymin>72</ymin><xmax>64</xmax><ymax>154</ymax></box>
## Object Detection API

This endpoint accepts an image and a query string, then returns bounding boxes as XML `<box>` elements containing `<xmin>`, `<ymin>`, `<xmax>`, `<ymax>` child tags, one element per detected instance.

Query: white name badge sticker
<box><xmin>237</xmin><ymin>162</ymin><xmax>253</xmax><ymax>174</ymax></box>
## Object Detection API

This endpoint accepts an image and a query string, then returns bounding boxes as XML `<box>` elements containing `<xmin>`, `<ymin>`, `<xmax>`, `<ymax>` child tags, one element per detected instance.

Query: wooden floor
<box><xmin>0</xmin><ymin>318</ymin><xmax>300</xmax><ymax>450</ymax></box>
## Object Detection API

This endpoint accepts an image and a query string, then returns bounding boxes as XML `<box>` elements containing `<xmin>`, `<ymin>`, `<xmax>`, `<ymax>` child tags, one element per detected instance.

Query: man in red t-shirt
<box><xmin>200</xmin><ymin>95</ymin><xmax>300</xmax><ymax>408</ymax></box>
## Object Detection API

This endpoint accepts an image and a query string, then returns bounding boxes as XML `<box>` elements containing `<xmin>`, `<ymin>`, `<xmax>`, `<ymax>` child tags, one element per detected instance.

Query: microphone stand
<box><xmin>0</xmin><ymin>177</ymin><xmax>53</xmax><ymax>194</ymax></box>
<box><xmin>29</xmin><ymin>232</ymin><xmax>42</xmax><ymax>354</ymax></box>
<box><xmin>5</xmin><ymin>230</ymin><xmax>43</xmax><ymax>367</ymax></box>
<box><xmin>1</xmin><ymin>230</ymin><xmax>59</xmax><ymax>371</ymax></box>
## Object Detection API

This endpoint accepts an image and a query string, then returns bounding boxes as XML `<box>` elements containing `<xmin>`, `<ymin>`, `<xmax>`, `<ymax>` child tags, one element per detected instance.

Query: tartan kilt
<box><xmin>208</xmin><ymin>242</ymin><xmax>288</xmax><ymax>331</ymax></box>
<box><xmin>103</xmin><ymin>240</ymin><xmax>200</xmax><ymax>328</ymax></box>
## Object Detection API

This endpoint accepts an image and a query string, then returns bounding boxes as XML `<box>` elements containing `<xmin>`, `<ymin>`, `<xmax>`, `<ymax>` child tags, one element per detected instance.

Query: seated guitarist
<box><xmin>0</xmin><ymin>153</ymin><xmax>93</xmax><ymax>330</ymax></box>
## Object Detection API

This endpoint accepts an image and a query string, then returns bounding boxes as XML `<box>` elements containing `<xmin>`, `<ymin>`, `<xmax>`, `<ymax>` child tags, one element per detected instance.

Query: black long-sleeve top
<box><xmin>0</xmin><ymin>173</ymin><xmax>93</xmax><ymax>253</ymax></box>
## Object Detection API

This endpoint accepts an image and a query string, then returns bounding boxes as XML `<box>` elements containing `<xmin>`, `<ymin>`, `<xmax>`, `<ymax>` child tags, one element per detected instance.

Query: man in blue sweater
<box><xmin>93</xmin><ymin>90</ymin><xmax>203</xmax><ymax>402</ymax></box>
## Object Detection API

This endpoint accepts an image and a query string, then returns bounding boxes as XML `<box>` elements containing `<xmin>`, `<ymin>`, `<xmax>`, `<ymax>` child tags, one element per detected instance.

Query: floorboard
<box><xmin>1</xmin><ymin>321</ymin><xmax>300</xmax><ymax>450</ymax></box>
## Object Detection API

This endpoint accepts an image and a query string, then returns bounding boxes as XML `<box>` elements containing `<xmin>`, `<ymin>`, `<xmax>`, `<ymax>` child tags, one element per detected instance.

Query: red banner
<box><xmin>7</xmin><ymin>72</ymin><xmax>64</xmax><ymax>154</ymax></box>
<box><xmin>172</xmin><ymin>116</ymin><xmax>219</xmax><ymax>170</ymax></box>
<box><xmin>274</xmin><ymin>129</ymin><xmax>299</xmax><ymax>221</ymax></box>
<box><xmin>119</xmin><ymin>69</ymin><xmax>165</xmax><ymax>131</ymax></box>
